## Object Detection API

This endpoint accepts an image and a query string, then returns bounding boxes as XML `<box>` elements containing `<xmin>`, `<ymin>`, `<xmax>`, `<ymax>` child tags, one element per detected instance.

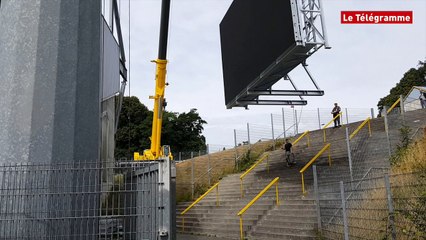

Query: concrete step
<box><xmin>249</xmin><ymin>230</ymin><xmax>317</xmax><ymax>240</ymax></box>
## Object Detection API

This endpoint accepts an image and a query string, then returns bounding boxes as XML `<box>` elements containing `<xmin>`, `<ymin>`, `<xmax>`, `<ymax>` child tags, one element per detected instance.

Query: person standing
<box><xmin>331</xmin><ymin>103</ymin><xmax>341</xmax><ymax>128</ymax></box>
<box><xmin>283</xmin><ymin>139</ymin><xmax>294</xmax><ymax>167</ymax></box>
<box><xmin>420</xmin><ymin>92</ymin><xmax>426</xmax><ymax>109</ymax></box>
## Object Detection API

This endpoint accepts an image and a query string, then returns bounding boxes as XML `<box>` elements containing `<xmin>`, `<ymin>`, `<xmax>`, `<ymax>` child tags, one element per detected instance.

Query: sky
<box><xmin>107</xmin><ymin>0</ymin><xmax>426</xmax><ymax>150</ymax></box>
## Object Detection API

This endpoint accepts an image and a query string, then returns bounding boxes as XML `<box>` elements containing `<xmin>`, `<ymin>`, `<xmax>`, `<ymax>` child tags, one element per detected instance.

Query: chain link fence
<box><xmin>316</xmin><ymin>171</ymin><xmax>425</xmax><ymax>240</ymax></box>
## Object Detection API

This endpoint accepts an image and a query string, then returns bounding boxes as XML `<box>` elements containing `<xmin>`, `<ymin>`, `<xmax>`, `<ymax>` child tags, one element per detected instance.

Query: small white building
<box><xmin>403</xmin><ymin>86</ymin><xmax>426</xmax><ymax>111</ymax></box>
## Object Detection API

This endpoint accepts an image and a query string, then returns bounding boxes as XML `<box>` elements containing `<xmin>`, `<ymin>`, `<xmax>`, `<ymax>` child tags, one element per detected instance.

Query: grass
<box><xmin>344</xmin><ymin>131</ymin><xmax>426</xmax><ymax>240</ymax></box>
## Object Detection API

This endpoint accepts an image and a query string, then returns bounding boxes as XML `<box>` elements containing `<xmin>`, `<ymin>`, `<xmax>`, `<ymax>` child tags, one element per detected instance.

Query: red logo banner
<box><xmin>341</xmin><ymin>11</ymin><xmax>413</xmax><ymax>24</ymax></box>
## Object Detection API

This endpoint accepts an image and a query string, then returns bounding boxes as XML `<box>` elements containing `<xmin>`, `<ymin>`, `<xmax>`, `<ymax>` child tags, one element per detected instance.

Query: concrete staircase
<box><xmin>176</xmin><ymin>136</ymin><xmax>339</xmax><ymax>239</ymax></box>
<box><xmin>176</xmin><ymin>109</ymin><xmax>426</xmax><ymax>239</ymax></box>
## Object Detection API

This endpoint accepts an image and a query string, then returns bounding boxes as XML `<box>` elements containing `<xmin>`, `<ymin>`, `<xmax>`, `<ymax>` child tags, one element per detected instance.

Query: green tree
<box><xmin>377</xmin><ymin>61</ymin><xmax>425</xmax><ymax>110</ymax></box>
<box><xmin>115</xmin><ymin>97</ymin><xmax>207</xmax><ymax>159</ymax></box>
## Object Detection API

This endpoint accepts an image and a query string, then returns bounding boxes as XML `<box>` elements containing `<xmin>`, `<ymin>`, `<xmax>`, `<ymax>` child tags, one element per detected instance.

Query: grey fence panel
<box><xmin>0</xmin><ymin>161</ymin><xmax>175</xmax><ymax>240</ymax></box>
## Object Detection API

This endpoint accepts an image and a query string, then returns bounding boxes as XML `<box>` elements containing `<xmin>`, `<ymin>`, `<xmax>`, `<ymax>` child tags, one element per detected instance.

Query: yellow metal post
<box><xmin>323</xmin><ymin>129</ymin><xmax>326</xmax><ymax>143</ymax></box>
<box><xmin>182</xmin><ymin>217</ymin><xmax>185</xmax><ymax>232</ymax></box>
<box><xmin>239</xmin><ymin>154</ymin><xmax>269</xmax><ymax>198</ymax></box>
<box><xmin>240</xmin><ymin>179</ymin><xmax>244</xmax><ymax>198</ymax></box>
<box><xmin>237</xmin><ymin>177</ymin><xmax>279</xmax><ymax>239</ymax></box>
<box><xmin>307</xmin><ymin>132</ymin><xmax>311</xmax><ymax>147</ymax></box>
<box><xmin>181</xmin><ymin>182</ymin><xmax>220</xmax><ymax>215</ymax></box>
<box><xmin>368</xmin><ymin>119</ymin><xmax>372</xmax><ymax>137</ymax></box>
<box><xmin>216</xmin><ymin>186</ymin><xmax>219</xmax><ymax>206</ymax></box>
<box><xmin>387</xmin><ymin>98</ymin><xmax>401</xmax><ymax>114</ymax></box>
<box><xmin>267</xmin><ymin>155</ymin><xmax>269</xmax><ymax>173</ymax></box>
<box><xmin>301</xmin><ymin>173</ymin><xmax>305</xmax><ymax>194</ymax></box>
<box><xmin>275</xmin><ymin>183</ymin><xmax>279</xmax><ymax>205</ymax></box>
<box><xmin>239</xmin><ymin>216</ymin><xmax>243</xmax><ymax>240</ymax></box>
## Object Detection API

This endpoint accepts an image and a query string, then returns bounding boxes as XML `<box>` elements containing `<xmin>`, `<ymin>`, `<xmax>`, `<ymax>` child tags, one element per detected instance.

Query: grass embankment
<box><xmin>176</xmin><ymin>139</ymin><xmax>284</xmax><ymax>202</ymax></box>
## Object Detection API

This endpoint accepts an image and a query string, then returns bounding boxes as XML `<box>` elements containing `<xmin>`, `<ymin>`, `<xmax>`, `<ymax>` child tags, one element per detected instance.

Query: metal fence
<box><xmin>315</xmin><ymin>170</ymin><xmax>425</xmax><ymax>240</ymax></box>
<box><xmin>233</xmin><ymin>107</ymin><xmax>376</xmax><ymax>147</ymax></box>
<box><xmin>0</xmin><ymin>160</ymin><xmax>176</xmax><ymax>240</ymax></box>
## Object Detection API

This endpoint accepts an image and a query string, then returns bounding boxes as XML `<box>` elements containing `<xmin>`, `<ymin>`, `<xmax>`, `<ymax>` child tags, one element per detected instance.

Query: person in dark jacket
<box><xmin>331</xmin><ymin>103</ymin><xmax>341</xmax><ymax>128</ymax></box>
<box><xmin>283</xmin><ymin>139</ymin><xmax>294</xmax><ymax>166</ymax></box>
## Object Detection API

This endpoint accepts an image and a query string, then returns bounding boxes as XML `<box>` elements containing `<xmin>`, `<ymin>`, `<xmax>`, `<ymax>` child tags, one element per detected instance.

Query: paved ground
<box><xmin>177</xmin><ymin>234</ymin><xmax>224</xmax><ymax>240</ymax></box>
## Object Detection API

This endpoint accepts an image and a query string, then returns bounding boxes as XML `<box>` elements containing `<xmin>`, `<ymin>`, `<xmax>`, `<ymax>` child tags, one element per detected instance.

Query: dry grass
<box><xmin>176</xmin><ymin>139</ymin><xmax>278</xmax><ymax>202</ymax></box>
<box><xmin>391</xmin><ymin>135</ymin><xmax>426</xmax><ymax>173</ymax></box>
<box><xmin>345</xmin><ymin>134</ymin><xmax>426</xmax><ymax>240</ymax></box>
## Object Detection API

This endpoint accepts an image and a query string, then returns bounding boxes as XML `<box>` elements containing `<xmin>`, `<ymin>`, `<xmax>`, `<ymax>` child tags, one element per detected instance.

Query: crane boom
<box><xmin>135</xmin><ymin>0</ymin><xmax>171</xmax><ymax>160</ymax></box>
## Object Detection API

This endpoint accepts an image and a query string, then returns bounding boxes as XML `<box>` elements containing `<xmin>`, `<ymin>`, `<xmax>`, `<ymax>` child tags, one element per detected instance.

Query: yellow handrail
<box><xmin>237</xmin><ymin>177</ymin><xmax>280</xmax><ymax>240</ymax></box>
<box><xmin>387</xmin><ymin>98</ymin><xmax>401</xmax><ymax>114</ymax></box>
<box><xmin>299</xmin><ymin>143</ymin><xmax>331</xmax><ymax>194</ymax></box>
<box><xmin>322</xmin><ymin>112</ymin><xmax>343</xmax><ymax>142</ymax></box>
<box><xmin>292</xmin><ymin>130</ymin><xmax>311</xmax><ymax>147</ymax></box>
<box><xmin>240</xmin><ymin>154</ymin><xmax>269</xmax><ymax>197</ymax></box>
<box><xmin>180</xmin><ymin>182</ymin><xmax>220</xmax><ymax>232</ymax></box>
<box><xmin>349</xmin><ymin>117</ymin><xmax>372</xmax><ymax>140</ymax></box>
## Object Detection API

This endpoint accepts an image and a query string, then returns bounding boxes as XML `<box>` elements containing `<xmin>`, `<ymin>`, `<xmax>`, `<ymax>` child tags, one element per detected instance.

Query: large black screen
<box><xmin>220</xmin><ymin>0</ymin><xmax>296</xmax><ymax>105</ymax></box>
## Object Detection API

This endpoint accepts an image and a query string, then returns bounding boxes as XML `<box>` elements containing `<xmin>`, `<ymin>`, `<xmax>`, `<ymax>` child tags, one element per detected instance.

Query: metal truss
<box><xmin>299</xmin><ymin>0</ymin><xmax>330</xmax><ymax>50</ymax></box>
<box><xmin>228</xmin><ymin>0</ymin><xmax>330</xmax><ymax>109</ymax></box>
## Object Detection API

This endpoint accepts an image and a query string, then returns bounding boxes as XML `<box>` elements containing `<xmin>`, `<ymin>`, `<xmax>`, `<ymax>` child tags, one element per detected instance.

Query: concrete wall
<box><xmin>0</xmin><ymin>0</ymin><xmax>101</xmax><ymax>238</ymax></box>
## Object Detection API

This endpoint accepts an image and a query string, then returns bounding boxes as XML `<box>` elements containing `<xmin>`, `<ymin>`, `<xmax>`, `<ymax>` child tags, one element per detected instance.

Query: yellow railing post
<box><xmin>275</xmin><ymin>182</ymin><xmax>279</xmax><ymax>205</ymax></box>
<box><xmin>240</xmin><ymin>178</ymin><xmax>244</xmax><ymax>198</ymax></box>
<box><xmin>387</xmin><ymin>98</ymin><xmax>401</xmax><ymax>114</ymax></box>
<box><xmin>240</xmin><ymin>154</ymin><xmax>269</xmax><ymax>198</ymax></box>
<box><xmin>239</xmin><ymin>216</ymin><xmax>243</xmax><ymax>240</ymax></box>
<box><xmin>323</xmin><ymin>129</ymin><xmax>326</xmax><ymax>143</ymax></box>
<box><xmin>267</xmin><ymin>155</ymin><xmax>269</xmax><ymax>173</ymax></box>
<box><xmin>237</xmin><ymin>177</ymin><xmax>280</xmax><ymax>240</ymax></box>
<box><xmin>300</xmin><ymin>143</ymin><xmax>331</xmax><ymax>194</ymax></box>
<box><xmin>349</xmin><ymin>117</ymin><xmax>372</xmax><ymax>140</ymax></box>
<box><xmin>368</xmin><ymin>119</ymin><xmax>372</xmax><ymax>137</ymax></box>
<box><xmin>182</xmin><ymin>217</ymin><xmax>185</xmax><ymax>232</ymax></box>
<box><xmin>322</xmin><ymin>112</ymin><xmax>343</xmax><ymax>143</ymax></box>
<box><xmin>216</xmin><ymin>185</ymin><xmax>219</xmax><ymax>206</ymax></box>
<box><xmin>181</xmin><ymin>181</ymin><xmax>220</xmax><ymax>228</ymax></box>
<box><xmin>307</xmin><ymin>132</ymin><xmax>311</xmax><ymax>147</ymax></box>
<box><xmin>293</xmin><ymin>131</ymin><xmax>310</xmax><ymax>146</ymax></box>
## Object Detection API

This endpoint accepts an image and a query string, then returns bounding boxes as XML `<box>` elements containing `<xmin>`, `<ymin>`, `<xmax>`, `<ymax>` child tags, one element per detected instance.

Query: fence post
<box><xmin>179</xmin><ymin>152</ymin><xmax>181</xmax><ymax>161</ymax></box>
<box><xmin>282</xmin><ymin>108</ymin><xmax>286</xmax><ymax>138</ymax></box>
<box><xmin>371</xmin><ymin>108</ymin><xmax>375</xmax><ymax>119</ymax></box>
<box><xmin>317</xmin><ymin>108</ymin><xmax>321</xmax><ymax>129</ymax></box>
<box><xmin>345</xmin><ymin>108</ymin><xmax>349</xmax><ymax>125</ymax></box>
<box><xmin>313</xmin><ymin>165</ymin><xmax>322</xmax><ymax>233</ymax></box>
<box><xmin>271</xmin><ymin>114</ymin><xmax>275</xmax><ymax>150</ymax></box>
<box><xmin>234</xmin><ymin>129</ymin><xmax>238</xmax><ymax>166</ymax></box>
<box><xmin>247</xmin><ymin>123</ymin><xmax>251</xmax><ymax>146</ymax></box>
<box><xmin>383</xmin><ymin>106</ymin><xmax>392</xmax><ymax>157</ymax></box>
<box><xmin>295</xmin><ymin>110</ymin><xmax>299</xmax><ymax>134</ymax></box>
<box><xmin>207</xmin><ymin>144</ymin><xmax>211</xmax><ymax>186</ymax></box>
<box><xmin>345</xmin><ymin>127</ymin><xmax>354</xmax><ymax>182</ymax></box>
<box><xmin>293</xmin><ymin>108</ymin><xmax>296</xmax><ymax>135</ymax></box>
<box><xmin>384</xmin><ymin>174</ymin><xmax>397</xmax><ymax>240</ymax></box>
<box><xmin>340</xmin><ymin>181</ymin><xmax>349</xmax><ymax>240</ymax></box>
<box><xmin>400</xmin><ymin>95</ymin><xmax>405</xmax><ymax>123</ymax></box>
<box><xmin>191</xmin><ymin>152</ymin><xmax>194</xmax><ymax>200</ymax></box>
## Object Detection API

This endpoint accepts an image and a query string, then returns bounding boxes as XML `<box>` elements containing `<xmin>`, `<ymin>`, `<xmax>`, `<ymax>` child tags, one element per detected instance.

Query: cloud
<box><xmin>117</xmin><ymin>0</ymin><xmax>426</xmax><ymax>146</ymax></box>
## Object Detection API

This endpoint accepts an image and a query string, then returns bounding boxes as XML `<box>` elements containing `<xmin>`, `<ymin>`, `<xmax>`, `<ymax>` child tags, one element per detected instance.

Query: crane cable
<box><xmin>127</xmin><ymin>0</ymin><xmax>131</xmax><ymax>158</ymax></box>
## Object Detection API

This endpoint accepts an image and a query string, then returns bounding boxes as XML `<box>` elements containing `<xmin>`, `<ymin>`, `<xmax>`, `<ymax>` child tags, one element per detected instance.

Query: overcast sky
<box><xmin>110</xmin><ymin>0</ymin><xmax>426</xmax><ymax>150</ymax></box>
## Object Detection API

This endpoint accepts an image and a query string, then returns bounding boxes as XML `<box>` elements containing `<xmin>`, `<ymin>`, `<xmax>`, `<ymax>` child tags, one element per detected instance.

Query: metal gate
<box><xmin>0</xmin><ymin>159</ymin><xmax>176</xmax><ymax>240</ymax></box>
